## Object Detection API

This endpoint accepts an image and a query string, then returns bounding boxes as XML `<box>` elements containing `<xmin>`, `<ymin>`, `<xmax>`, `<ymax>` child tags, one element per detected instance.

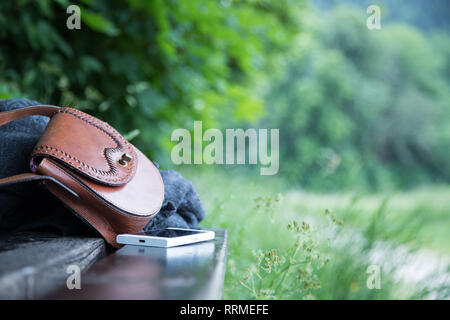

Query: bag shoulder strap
<box><xmin>0</xmin><ymin>105</ymin><xmax>78</xmax><ymax>197</ymax></box>
<box><xmin>0</xmin><ymin>173</ymin><xmax>79</xmax><ymax>198</ymax></box>
<box><xmin>0</xmin><ymin>105</ymin><xmax>60</xmax><ymax>126</ymax></box>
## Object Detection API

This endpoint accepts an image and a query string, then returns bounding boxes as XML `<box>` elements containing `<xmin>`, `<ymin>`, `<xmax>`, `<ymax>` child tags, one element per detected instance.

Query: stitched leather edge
<box><xmin>32</xmin><ymin>108</ymin><xmax>137</xmax><ymax>185</ymax></box>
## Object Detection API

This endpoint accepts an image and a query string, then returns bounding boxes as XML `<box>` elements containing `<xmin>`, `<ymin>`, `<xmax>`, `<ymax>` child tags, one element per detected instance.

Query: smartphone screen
<box><xmin>143</xmin><ymin>228</ymin><xmax>204</xmax><ymax>238</ymax></box>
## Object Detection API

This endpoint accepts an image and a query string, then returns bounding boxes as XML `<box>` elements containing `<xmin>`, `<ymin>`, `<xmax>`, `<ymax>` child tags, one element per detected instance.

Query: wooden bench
<box><xmin>0</xmin><ymin>229</ymin><xmax>227</xmax><ymax>299</ymax></box>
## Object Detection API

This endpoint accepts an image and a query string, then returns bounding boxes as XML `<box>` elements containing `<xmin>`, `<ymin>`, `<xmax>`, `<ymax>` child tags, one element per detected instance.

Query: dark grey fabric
<box><xmin>144</xmin><ymin>169</ymin><xmax>205</xmax><ymax>232</ymax></box>
<box><xmin>0</xmin><ymin>98</ymin><xmax>205</xmax><ymax>238</ymax></box>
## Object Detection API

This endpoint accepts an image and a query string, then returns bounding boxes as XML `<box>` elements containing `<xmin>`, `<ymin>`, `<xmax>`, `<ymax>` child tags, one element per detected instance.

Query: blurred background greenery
<box><xmin>1</xmin><ymin>0</ymin><xmax>449</xmax><ymax>299</ymax></box>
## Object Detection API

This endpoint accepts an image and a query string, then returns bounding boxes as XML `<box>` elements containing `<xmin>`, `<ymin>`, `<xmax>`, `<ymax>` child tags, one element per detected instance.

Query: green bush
<box><xmin>263</xmin><ymin>5</ymin><xmax>450</xmax><ymax>190</ymax></box>
<box><xmin>0</xmin><ymin>0</ymin><xmax>303</xmax><ymax>163</ymax></box>
<box><xmin>1</xmin><ymin>1</ymin><xmax>449</xmax><ymax>191</ymax></box>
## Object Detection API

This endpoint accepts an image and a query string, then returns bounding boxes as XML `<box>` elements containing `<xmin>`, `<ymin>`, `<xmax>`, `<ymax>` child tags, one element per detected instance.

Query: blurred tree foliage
<box><xmin>314</xmin><ymin>0</ymin><xmax>450</xmax><ymax>32</ymax></box>
<box><xmin>264</xmin><ymin>5</ymin><xmax>450</xmax><ymax>190</ymax></box>
<box><xmin>1</xmin><ymin>1</ymin><xmax>448</xmax><ymax>191</ymax></box>
<box><xmin>0</xmin><ymin>0</ymin><xmax>303</xmax><ymax>161</ymax></box>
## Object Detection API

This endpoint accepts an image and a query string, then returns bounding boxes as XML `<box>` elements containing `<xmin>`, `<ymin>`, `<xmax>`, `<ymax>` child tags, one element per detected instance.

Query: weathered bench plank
<box><xmin>47</xmin><ymin>229</ymin><xmax>228</xmax><ymax>299</ymax></box>
<box><xmin>0</xmin><ymin>232</ymin><xmax>106</xmax><ymax>299</ymax></box>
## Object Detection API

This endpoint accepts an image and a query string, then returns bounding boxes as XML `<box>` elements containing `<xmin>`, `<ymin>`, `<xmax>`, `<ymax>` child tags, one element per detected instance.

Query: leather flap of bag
<box><xmin>31</xmin><ymin>108</ymin><xmax>137</xmax><ymax>186</ymax></box>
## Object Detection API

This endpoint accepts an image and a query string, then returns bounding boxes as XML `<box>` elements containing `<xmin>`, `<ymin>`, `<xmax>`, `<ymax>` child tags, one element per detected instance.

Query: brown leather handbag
<box><xmin>0</xmin><ymin>105</ymin><xmax>164</xmax><ymax>247</ymax></box>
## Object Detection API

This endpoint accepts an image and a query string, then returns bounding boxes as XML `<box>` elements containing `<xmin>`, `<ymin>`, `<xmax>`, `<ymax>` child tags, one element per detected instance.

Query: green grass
<box><xmin>180</xmin><ymin>167</ymin><xmax>450</xmax><ymax>299</ymax></box>
<box><xmin>284</xmin><ymin>187</ymin><xmax>450</xmax><ymax>254</ymax></box>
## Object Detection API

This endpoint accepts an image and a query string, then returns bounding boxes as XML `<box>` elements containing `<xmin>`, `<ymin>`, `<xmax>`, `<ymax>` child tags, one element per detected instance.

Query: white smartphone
<box><xmin>116</xmin><ymin>227</ymin><xmax>215</xmax><ymax>247</ymax></box>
